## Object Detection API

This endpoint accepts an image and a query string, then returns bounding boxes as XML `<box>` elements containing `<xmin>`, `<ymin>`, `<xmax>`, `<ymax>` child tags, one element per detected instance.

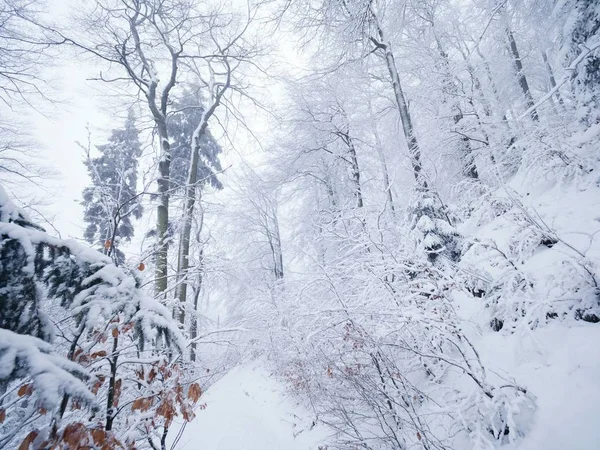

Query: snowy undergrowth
<box><xmin>231</xmin><ymin>146</ymin><xmax>600</xmax><ymax>450</ymax></box>
<box><xmin>451</xmin><ymin>149</ymin><xmax>600</xmax><ymax>448</ymax></box>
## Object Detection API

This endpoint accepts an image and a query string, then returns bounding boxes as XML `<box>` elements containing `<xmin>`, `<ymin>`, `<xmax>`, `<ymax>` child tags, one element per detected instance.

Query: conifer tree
<box><xmin>411</xmin><ymin>187</ymin><xmax>462</xmax><ymax>264</ymax></box>
<box><xmin>0</xmin><ymin>182</ymin><xmax>189</xmax><ymax>449</ymax></box>
<box><xmin>81</xmin><ymin>109</ymin><xmax>143</xmax><ymax>264</ymax></box>
<box><xmin>168</xmin><ymin>90</ymin><xmax>224</xmax><ymax>192</ymax></box>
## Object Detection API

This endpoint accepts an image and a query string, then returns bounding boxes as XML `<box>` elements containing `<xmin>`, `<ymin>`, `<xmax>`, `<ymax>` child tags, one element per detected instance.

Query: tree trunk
<box><xmin>190</xmin><ymin>248</ymin><xmax>203</xmax><ymax>362</ymax></box>
<box><xmin>372</xmin><ymin>16</ymin><xmax>426</xmax><ymax>188</ymax></box>
<box><xmin>474</xmin><ymin>48</ymin><xmax>512</xmax><ymax>123</ymax></box>
<box><xmin>506</xmin><ymin>28</ymin><xmax>538</xmax><ymax>121</ymax></box>
<box><xmin>155</xmin><ymin>120</ymin><xmax>171</xmax><ymax>299</ymax></box>
<box><xmin>542</xmin><ymin>50</ymin><xmax>565</xmax><ymax>107</ymax></box>
<box><xmin>323</xmin><ymin>157</ymin><xmax>339</xmax><ymax>216</ymax></box>
<box><xmin>453</xmin><ymin>109</ymin><xmax>480</xmax><ymax>179</ymax></box>
<box><xmin>434</xmin><ymin>37</ymin><xmax>480</xmax><ymax>179</ymax></box>
<box><xmin>105</xmin><ymin>334</ymin><xmax>119</xmax><ymax>431</ymax></box>
<box><xmin>270</xmin><ymin>209</ymin><xmax>284</xmax><ymax>280</ymax></box>
<box><xmin>339</xmin><ymin>128</ymin><xmax>364</xmax><ymax>209</ymax></box>
<box><xmin>175</xmin><ymin>138</ymin><xmax>201</xmax><ymax>325</ymax></box>
<box><xmin>367</xmin><ymin>99</ymin><xmax>395</xmax><ymax>214</ymax></box>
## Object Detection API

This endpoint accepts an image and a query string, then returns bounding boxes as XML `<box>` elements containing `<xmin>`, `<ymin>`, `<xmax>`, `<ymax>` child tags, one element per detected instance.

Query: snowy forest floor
<box><xmin>170</xmin><ymin>326</ymin><xmax>600</xmax><ymax>450</ymax></box>
<box><xmin>168</xmin><ymin>363</ymin><xmax>328</xmax><ymax>450</ymax></box>
<box><xmin>461</xmin><ymin>323</ymin><xmax>600</xmax><ymax>450</ymax></box>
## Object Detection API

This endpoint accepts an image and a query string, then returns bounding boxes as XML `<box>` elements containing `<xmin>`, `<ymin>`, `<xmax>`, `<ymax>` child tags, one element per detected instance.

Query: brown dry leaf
<box><xmin>112</xmin><ymin>328</ymin><xmax>119</xmax><ymax>338</ymax></box>
<box><xmin>181</xmin><ymin>406</ymin><xmax>195</xmax><ymax>422</ymax></box>
<box><xmin>147</xmin><ymin>368</ymin><xmax>157</xmax><ymax>383</ymax></box>
<box><xmin>17</xmin><ymin>384</ymin><xmax>33</xmax><ymax>397</ymax></box>
<box><xmin>91</xmin><ymin>350</ymin><xmax>108</xmax><ymax>359</ymax></box>
<box><xmin>131</xmin><ymin>397</ymin><xmax>153</xmax><ymax>412</ymax></box>
<box><xmin>137</xmin><ymin>262</ymin><xmax>145</xmax><ymax>271</ymax></box>
<box><xmin>91</xmin><ymin>428</ymin><xmax>106</xmax><ymax>446</ymax></box>
<box><xmin>187</xmin><ymin>383</ymin><xmax>202</xmax><ymax>403</ymax></box>
<box><xmin>78</xmin><ymin>353</ymin><xmax>91</xmax><ymax>365</ymax></box>
<box><xmin>100</xmin><ymin>431</ymin><xmax>124</xmax><ymax>450</ymax></box>
<box><xmin>91</xmin><ymin>379</ymin><xmax>103</xmax><ymax>395</ymax></box>
<box><xmin>113</xmin><ymin>379</ymin><xmax>122</xmax><ymax>407</ymax></box>
<box><xmin>62</xmin><ymin>423</ymin><xmax>88</xmax><ymax>449</ymax></box>
<box><xmin>0</xmin><ymin>409</ymin><xmax>5</xmax><ymax>423</ymax></box>
<box><xmin>18</xmin><ymin>431</ymin><xmax>38</xmax><ymax>450</ymax></box>
<box><xmin>104</xmin><ymin>239</ymin><xmax>112</xmax><ymax>249</ymax></box>
<box><xmin>416</xmin><ymin>431</ymin><xmax>422</xmax><ymax>441</ymax></box>
<box><xmin>131</xmin><ymin>398</ymin><xmax>144</xmax><ymax>411</ymax></box>
<box><xmin>156</xmin><ymin>400</ymin><xmax>177</xmax><ymax>427</ymax></box>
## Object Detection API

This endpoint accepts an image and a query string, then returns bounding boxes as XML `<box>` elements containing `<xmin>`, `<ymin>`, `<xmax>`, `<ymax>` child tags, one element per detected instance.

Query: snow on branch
<box><xmin>519</xmin><ymin>39</ymin><xmax>600</xmax><ymax>121</ymax></box>
<box><xmin>0</xmin><ymin>329</ymin><xmax>94</xmax><ymax>410</ymax></box>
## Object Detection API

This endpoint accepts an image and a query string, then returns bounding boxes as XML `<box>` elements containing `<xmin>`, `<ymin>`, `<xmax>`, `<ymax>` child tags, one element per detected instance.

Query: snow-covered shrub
<box><xmin>461</xmin><ymin>187</ymin><xmax>600</xmax><ymax>332</ymax></box>
<box><xmin>0</xmin><ymin>184</ymin><xmax>195</xmax><ymax>449</ymax></box>
<box><xmin>250</xmin><ymin>214</ymin><xmax>535</xmax><ymax>449</ymax></box>
<box><xmin>410</xmin><ymin>188</ymin><xmax>463</xmax><ymax>264</ymax></box>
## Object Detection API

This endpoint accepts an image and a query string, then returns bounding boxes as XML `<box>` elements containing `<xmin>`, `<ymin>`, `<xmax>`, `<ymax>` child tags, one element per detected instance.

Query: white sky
<box><xmin>30</xmin><ymin>61</ymin><xmax>106</xmax><ymax>239</ymax></box>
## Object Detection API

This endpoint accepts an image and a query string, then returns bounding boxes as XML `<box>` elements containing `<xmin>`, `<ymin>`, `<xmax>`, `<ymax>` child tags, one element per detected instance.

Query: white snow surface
<box><xmin>457</xmin><ymin>303</ymin><xmax>600</xmax><ymax>450</ymax></box>
<box><xmin>170</xmin><ymin>364</ymin><xmax>328</xmax><ymax>450</ymax></box>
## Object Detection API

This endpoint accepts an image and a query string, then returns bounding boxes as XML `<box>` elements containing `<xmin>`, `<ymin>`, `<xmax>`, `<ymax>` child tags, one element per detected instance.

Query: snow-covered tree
<box><xmin>0</xmin><ymin>183</ymin><xmax>199</xmax><ymax>449</ymax></box>
<box><xmin>81</xmin><ymin>108</ymin><xmax>143</xmax><ymax>264</ymax></box>
<box><xmin>169</xmin><ymin>89</ymin><xmax>224</xmax><ymax>192</ymax></box>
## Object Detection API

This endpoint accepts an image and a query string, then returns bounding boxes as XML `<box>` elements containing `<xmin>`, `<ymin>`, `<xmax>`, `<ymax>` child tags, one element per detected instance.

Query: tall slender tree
<box><xmin>81</xmin><ymin>108</ymin><xmax>143</xmax><ymax>265</ymax></box>
<box><xmin>169</xmin><ymin>89</ymin><xmax>224</xmax><ymax>328</ymax></box>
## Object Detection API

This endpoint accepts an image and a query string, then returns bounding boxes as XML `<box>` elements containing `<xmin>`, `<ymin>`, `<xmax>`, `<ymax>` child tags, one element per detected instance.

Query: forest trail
<box><xmin>169</xmin><ymin>364</ymin><xmax>327</xmax><ymax>450</ymax></box>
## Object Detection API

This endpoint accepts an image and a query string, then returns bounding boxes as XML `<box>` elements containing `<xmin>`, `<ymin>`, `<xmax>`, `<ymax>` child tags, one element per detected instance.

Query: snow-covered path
<box><xmin>169</xmin><ymin>365</ymin><xmax>327</xmax><ymax>450</ymax></box>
